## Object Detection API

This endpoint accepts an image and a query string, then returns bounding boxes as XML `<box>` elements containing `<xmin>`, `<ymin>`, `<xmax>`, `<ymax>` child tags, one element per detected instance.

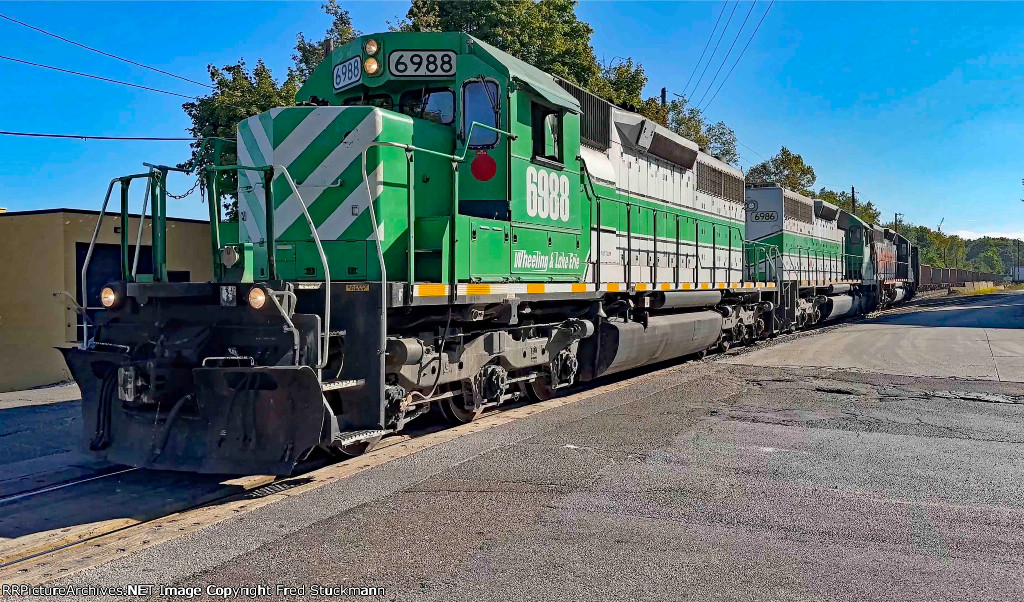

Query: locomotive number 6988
<box><xmin>525</xmin><ymin>166</ymin><xmax>570</xmax><ymax>222</ymax></box>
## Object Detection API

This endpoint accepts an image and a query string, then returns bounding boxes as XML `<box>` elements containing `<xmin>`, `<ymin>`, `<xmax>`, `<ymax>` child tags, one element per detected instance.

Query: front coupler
<box><xmin>62</xmin><ymin>347</ymin><xmax>327</xmax><ymax>475</ymax></box>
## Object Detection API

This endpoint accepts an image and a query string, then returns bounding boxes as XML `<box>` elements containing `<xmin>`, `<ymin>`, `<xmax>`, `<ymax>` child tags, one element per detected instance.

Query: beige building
<box><xmin>0</xmin><ymin>209</ymin><xmax>213</xmax><ymax>392</ymax></box>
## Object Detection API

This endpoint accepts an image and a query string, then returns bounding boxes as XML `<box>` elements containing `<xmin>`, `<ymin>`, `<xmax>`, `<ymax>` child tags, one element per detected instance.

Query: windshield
<box><xmin>399</xmin><ymin>87</ymin><xmax>455</xmax><ymax>125</ymax></box>
<box><xmin>463</xmin><ymin>80</ymin><xmax>500</xmax><ymax>148</ymax></box>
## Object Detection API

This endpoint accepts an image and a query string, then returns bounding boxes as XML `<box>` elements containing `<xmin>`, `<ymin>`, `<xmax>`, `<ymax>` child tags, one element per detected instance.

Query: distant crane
<box><xmin>937</xmin><ymin>218</ymin><xmax>944</xmax><ymax>232</ymax></box>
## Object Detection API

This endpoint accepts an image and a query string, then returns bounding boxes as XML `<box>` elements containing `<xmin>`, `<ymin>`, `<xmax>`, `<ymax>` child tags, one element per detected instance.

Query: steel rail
<box><xmin>0</xmin><ymin>467</ymin><xmax>138</xmax><ymax>506</ymax></box>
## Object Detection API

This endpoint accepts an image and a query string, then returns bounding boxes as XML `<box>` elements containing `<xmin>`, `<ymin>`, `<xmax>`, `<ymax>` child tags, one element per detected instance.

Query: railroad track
<box><xmin>0</xmin><ymin>465</ymin><xmax>280</xmax><ymax>571</ymax></box>
<box><xmin>0</xmin><ymin>467</ymin><xmax>138</xmax><ymax>508</ymax></box>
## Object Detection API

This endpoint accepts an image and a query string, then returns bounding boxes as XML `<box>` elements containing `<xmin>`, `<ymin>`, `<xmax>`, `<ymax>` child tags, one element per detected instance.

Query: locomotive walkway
<box><xmin>3</xmin><ymin>292</ymin><xmax>1024</xmax><ymax>601</ymax></box>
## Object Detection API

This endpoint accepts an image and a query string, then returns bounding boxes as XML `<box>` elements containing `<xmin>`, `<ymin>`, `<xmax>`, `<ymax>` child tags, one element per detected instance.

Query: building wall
<box><xmin>0</xmin><ymin>210</ymin><xmax>213</xmax><ymax>392</ymax></box>
<box><xmin>0</xmin><ymin>213</ymin><xmax>68</xmax><ymax>393</ymax></box>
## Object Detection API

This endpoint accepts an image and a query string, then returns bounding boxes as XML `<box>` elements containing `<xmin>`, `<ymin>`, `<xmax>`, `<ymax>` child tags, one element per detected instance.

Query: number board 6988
<box><xmin>388</xmin><ymin>50</ymin><xmax>456</xmax><ymax>78</ymax></box>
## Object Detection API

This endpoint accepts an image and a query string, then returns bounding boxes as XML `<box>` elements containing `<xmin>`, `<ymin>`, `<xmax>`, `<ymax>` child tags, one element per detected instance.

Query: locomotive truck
<box><xmin>62</xmin><ymin>32</ymin><xmax>918</xmax><ymax>475</ymax></box>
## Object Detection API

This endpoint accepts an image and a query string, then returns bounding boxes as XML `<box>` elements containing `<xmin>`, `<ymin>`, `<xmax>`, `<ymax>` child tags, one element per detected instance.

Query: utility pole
<box><xmin>850</xmin><ymin>186</ymin><xmax>856</xmax><ymax>216</ymax></box>
<box><xmin>894</xmin><ymin>212</ymin><xmax>902</xmax><ymax>234</ymax></box>
<box><xmin>1017</xmin><ymin>239</ymin><xmax>1020</xmax><ymax>282</ymax></box>
<box><xmin>661</xmin><ymin>87</ymin><xmax>667</xmax><ymax>106</ymax></box>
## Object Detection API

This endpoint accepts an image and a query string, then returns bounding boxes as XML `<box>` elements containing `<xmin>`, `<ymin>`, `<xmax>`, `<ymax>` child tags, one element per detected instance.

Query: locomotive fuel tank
<box><xmin>578</xmin><ymin>311</ymin><xmax>722</xmax><ymax>380</ymax></box>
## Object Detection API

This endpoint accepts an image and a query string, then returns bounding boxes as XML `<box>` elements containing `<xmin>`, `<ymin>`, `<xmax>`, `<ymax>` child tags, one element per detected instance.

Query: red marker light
<box><xmin>470</xmin><ymin>152</ymin><xmax>497</xmax><ymax>181</ymax></box>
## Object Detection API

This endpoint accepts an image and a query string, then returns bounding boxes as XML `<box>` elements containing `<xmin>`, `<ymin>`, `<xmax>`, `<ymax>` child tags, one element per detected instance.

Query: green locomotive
<box><xmin>63</xmin><ymin>32</ymin><xmax>911</xmax><ymax>475</ymax></box>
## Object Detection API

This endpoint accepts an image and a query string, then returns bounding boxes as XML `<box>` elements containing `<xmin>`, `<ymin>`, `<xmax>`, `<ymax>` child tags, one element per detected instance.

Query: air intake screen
<box><xmin>697</xmin><ymin>161</ymin><xmax>744</xmax><ymax>204</ymax></box>
<box><xmin>554</xmin><ymin>77</ymin><xmax>611</xmax><ymax>150</ymax></box>
<box><xmin>783</xmin><ymin>194</ymin><xmax>814</xmax><ymax>223</ymax></box>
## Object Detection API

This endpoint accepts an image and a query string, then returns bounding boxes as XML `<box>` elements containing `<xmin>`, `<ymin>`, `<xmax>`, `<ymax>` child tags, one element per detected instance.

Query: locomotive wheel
<box><xmin>434</xmin><ymin>395</ymin><xmax>482</xmax><ymax>424</ymax></box>
<box><xmin>523</xmin><ymin>374</ymin><xmax>557</xmax><ymax>402</ymax></box>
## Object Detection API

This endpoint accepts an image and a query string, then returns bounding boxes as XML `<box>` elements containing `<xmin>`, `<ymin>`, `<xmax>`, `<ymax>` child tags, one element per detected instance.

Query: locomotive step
<box><xmin>332</xmin><ymin>429</ymin><xmax>392</xmax><ymax>447</ymax></box>
<box><xmin>321</xmin><ymin>379</ymin><xmax>364</xmax><ymax>391</ymax></box>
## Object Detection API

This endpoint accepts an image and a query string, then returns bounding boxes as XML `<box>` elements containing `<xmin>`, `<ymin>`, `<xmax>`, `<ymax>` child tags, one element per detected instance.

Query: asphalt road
<box><xmin>8</xmin><ymin>292</ymin><xmax>1024</xmax><ymax>601</ymax></box>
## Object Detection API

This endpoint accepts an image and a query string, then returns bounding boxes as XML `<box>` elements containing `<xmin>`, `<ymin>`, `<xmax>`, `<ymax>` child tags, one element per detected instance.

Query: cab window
<box><xmin>462</xmin><ymin>80</ymin><xmax>500</xmax><ymax>148</ymax></box>
<box><xmin>398</xmin><ymin>87</ymin><xmax>455</xmax><ymax>125</ymax></box>
<box><xmin>342</xmin><ymin>94</ymin><xmax>393</xmax><ymax>110</ymax></box>
<box><xmin>531</xmin><ymin>102</ymin><xmax>562</xmax><ymax>164</ymax></box>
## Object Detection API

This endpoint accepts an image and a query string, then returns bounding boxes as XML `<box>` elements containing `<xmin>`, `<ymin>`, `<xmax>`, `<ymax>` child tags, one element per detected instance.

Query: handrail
<box><xmin>81</xmin><ymin>173</ymin><xmax>153</xmax><ymax>349</ymax></box>
<box><xmin>274</xmin><ymin>166</ymin><xmax>331</xmax><ymax>370</ymax></box>
<box><xmin>132</xmin><ymin>169</ymin><xmax>153</xmax><ymax>278</ymax></box>
<box><xmin>355</xmin><ymin>121</ymin><xmax>518</xmax><ymax>361</ymax></box>
<box><xmin>203</xmin><ymin>163</ymin><xmax>331</xmax><ymax>371</ymax></box>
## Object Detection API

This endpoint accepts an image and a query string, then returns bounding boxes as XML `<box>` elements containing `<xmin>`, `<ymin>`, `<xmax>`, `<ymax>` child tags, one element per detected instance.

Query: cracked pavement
<box><xmin>11</xmin><ymin>293</ymin><xmax>1024</xmax><ymax>601</ymax></box>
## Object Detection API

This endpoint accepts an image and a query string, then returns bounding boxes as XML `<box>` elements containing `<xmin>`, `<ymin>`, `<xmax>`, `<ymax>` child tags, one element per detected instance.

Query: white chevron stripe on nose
<box><xmin>237</xmin><ymin>169</ymin><xmax>264</xmax><ymax>243</ymax></box>
<box><xmin>236</xmin><ymin>117</ymin><xmax>266</xmax><ymax>243</ymax></box>
<box><xmin>247</xmin><ymin>115</ymin><xmax>274</xmax><ymax>168</ymax></box>
<box><xmin>273</xmin><ymin>107</ymin><xmax>345</xmax><ymax>169</ymax></box>
<box><xmin>272</xmin><ymin>110</ymin><xmax>383</xmax><ymax>236</ymax></box>
<box><xmin>315</xmin><ymin>163</ymin><xmax>385</xmax><ymax>241</ymax></box>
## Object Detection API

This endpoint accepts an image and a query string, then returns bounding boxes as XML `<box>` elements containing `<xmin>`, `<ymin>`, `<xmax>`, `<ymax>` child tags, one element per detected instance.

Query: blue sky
<box><xmin>1</xmin><ymin>1</ymin><xmax>1022</xmax><ymax>238</ymax></box>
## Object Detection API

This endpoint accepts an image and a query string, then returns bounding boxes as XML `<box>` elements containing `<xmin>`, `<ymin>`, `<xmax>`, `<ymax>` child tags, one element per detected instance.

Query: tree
<box><xmin>181</xmin><ymin>61</ymin><xmax>300</xmax><ymax>219</ymax></box>
<box><xmin>182</xmin><ymin>2</ymin><xmax>354</xmax><ymax>218</ymax></box>
<box><xmin>815</xmin><ymin>187</ymin><xmax>881</xmax><ymax>224</ymax></box>
<box><xmin>975</xmin><ymin>248</ymin><xmax>1005</xmax><ymax>274</ymax></box>
<box><xmin>665</xmin><ymin>96</ymin><xmax>737</xmax><ymax>166</ymax></box>
<box><xmin>746</xmin><ymin>146</ymin><xmax>816</xmax><ymax>195</ymax></box>
<box><xmin>290</xmin><ymin>0</ymin><xmax>360</xmax><ymax>82</ymax></box>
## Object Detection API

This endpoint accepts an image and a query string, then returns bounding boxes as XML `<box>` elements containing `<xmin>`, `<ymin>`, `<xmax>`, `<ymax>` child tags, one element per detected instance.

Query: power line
<box><xmin>0</xmin><ymin>131</ymin><xmax>197</xmax><ymax>141</ymax></box>
<box><xmin>0</xmin><ymin>55</ymin><xmax>196</xmax><ymax>98</ymax></box>
<box><xmin>702</xmin><ymin>0</ymin><xmax>775</xmax><ymax>112</ymax></box>
<box><xmin>681</xmin><ymin>2</ymin><xmax>729</xmax><ymax>98</ymax></box>
<box><xmin>686</xmin><ymin>0</ymin><xmax>739</xmax><ymax>98</ymax></box>
<box><xmin>0</xmin><ymin>12</ymin><xmax>212</xmax><ymax>88</ymax></box>
<box><xmin>694</xmin><ymin>1</ymin><xmax>758</xmax><ymax>109</ymax></box>
<box><xmin>738</xmin><ymin>140</ymin><xmax>769</xmax><ymax>162</ymax></box>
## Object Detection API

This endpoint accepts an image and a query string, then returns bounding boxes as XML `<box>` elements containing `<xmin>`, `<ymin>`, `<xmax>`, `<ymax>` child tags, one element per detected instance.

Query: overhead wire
<box><xmin>686</xmin><ymin>0</ymin><xmax>739</xmax><ymax>98</ymax></box>
<box><xmin>681</xmin><ymin>2</ymin><xmax>729</xmax><ymax>97</ymax></box>
<box><xmin>701</xmin><ymin>0</ymin><xmax>775</xmax><ymax>112</ymax></box>
<box><xmin>738</xmin><ymin>140</ymin><xmax>769</xmax><ymax>162</ymax></box>
<box><xmin>0</xmin><ymin>12</ymin><xmax>212</xmax><ymax>88</ymax></box>
<box><xmin>0</xmin><ymin>130</ymin><xmax>197</xmax><ymax>141</ymax></box>
<box><xmin>0</xmin><ymin>55</ymin><xmax>196</xmax><ymax>98</ymax></box>
<box><xmin>694</xmin><ymin>0</ymin><xmax>759</xmax><ymax>109</ymax></box>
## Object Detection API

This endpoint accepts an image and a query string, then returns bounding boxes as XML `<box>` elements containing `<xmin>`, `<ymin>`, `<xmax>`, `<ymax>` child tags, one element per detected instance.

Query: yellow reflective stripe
<box><xmin>526</xmin><ymin>284</ymin><xmax>546</xmax><ymax>294</ymax></box>
<box><xmin>418</xmin><ymin>284</ymin><xmax>446</xmax><ymax>297</ymax></box>
<box><xmin>465</xmin><ymin>284</ymin><xmax>491</xmax><ymax>296</ymax></box>
<box><xmin>571</xmin><ymin>283</ymin><xmax>588</xmax><ymax>293</ymax></box>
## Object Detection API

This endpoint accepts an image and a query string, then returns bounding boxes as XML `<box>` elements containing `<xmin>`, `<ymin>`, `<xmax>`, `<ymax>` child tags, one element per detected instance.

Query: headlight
<box><xmin>248</xmin><ymin>287</ymin><xmax>267</xmax><ymax>310</ymax></box>
<box><xmin>100</xmin><ymin>287</ymin><xmax>117</xmax><ymax>308</ymax></box>
<box><xmin>363</xmin><ymin>39</ymin><xmax>379</xmax><ymax>56</ymax></box>
<box><xmin>363</xmin><ymin>57</ymin><xmax>380</xmax><ymax>75</ymax></box>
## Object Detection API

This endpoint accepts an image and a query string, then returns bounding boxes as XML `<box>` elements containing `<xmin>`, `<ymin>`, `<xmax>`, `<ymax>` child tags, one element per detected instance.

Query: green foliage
<box><xmin>182</xmin><ymin>1</ymin><xmax>354</xmax><ymax>218</ymax></box>
<box><xmin>666</xmin><ymin>96</ymin><xmax>737</xmax><ymax>166</ymax></box>
<box><xmin>975</xmin><ymin>248</ymin><xmax>1005</xmax><ymax>274</ymax></box>
<box><xmin>181</xmin><ymin>61</ymin><xmax>300</xmax><ymax>219</ymax></box>
<box><xmin>290</xmin><ymin>0</ymin><xmax>360</xmax><ymax>82</ymax></box>
<box><xmin>746</xmin><ymin>146</ymin><xmax>816</xmax><ymax>194</ymax></box>
<box><xmin>814</xmin><ymin>187</ymin><xmax>881</xmax><ymax>224</ymax></box>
